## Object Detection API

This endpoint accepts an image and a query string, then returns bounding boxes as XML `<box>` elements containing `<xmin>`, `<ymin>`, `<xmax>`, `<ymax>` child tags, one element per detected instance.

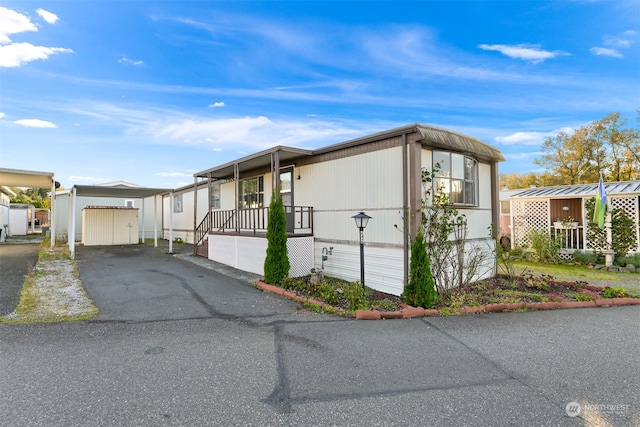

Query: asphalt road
<box><xmin>0</xmin><ymin>243</ymin><xmax>40</xmax><ymax>316</ymax></box>
<box><xmin>1</xmin><ymin>244</ymin><xmax>638</xmax><ymax>426</ymax></box>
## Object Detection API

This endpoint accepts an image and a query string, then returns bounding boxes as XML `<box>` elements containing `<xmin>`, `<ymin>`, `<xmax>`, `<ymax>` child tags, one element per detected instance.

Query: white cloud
<box><xmin>156</xmin><ymin>171</ymin><xmax>192</xmax><ymax>177</ymax></box>
<box><xmin>36</xmin><ymin>8</ymin><xmax>59</xmax><ymax>25</ymax></box>
<box><xmin>590</xmin><ymin>30</ymin><xmax>636</xmax><ymax>58</ymax></box>
<box><xmin>0</xmin><ymin>112</ymin><xmax>5</xmax><ymax>118</ymax></box>
<box><xmin>208</xmin><ymin>102</ymin><xmax>225</xmax><ymax>108</ymax></box>
<box><xmin>495</xmin><ymin>127</ymin><xmax>574</xmax><ymax>146</ymax></box>
<box><xmin>14</xmin><ymin>118</ymin><xmax>57</xmax><ymax>128</ymax></box>
<box><xmin>590</xmin><ymin>47</ymin><xmax>624</xmax><ymax>58</ymax></box>
<box><xmin>0</xmin><ymin>6</ymin><xmax>72</xmax><ymax>67</ymax></box>
<box><xmin>0</xmin><ymin>42</ymin><xmax>74</xmax><ymax>67</ymax></box>
<box><xmin>68</xmin><ymin>175</ymin><xmax>113</xmax><ymax>183</ymax></box>
<box><xmin>603</xmin><ymin>30</ymin><xmax>636</xmax><ymax>48</ymax></box>
<box><xmin>478</xmin><ymin>43</ymin><xmax>570</xmax><ymax>64</ymax></box>
<box><xmin>118</xmin><ymin>57</ymin><xmax>144</xmax><ymax>66</ymax></box>
<box><xmin>0</xmin><ymin>6</ymin><xmax>38</xmax><ymax>43</ymax></box>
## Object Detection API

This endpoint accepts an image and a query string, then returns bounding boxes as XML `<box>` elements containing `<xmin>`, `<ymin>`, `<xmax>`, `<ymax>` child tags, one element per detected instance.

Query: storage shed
<box><xmin>82</xmin><ymin>206</ymin><xmax>140</xmax><ymax>246</ymax></box>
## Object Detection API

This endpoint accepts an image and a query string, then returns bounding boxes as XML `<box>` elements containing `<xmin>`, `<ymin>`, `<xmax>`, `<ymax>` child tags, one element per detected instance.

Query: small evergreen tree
<box><xmin>404</xmin><ymin>228</ymin><xmax>438</xmax><ymax>308</ymax></box>
<box><xmin>264</xmin><ymin>190</ymin><xmax>290</xmax><ymax>284</ymax></box>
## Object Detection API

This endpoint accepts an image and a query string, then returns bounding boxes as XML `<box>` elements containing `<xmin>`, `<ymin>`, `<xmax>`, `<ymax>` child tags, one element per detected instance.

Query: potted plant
<box><xmin>554</xmin><ymin>216</ymin><xmax>578</xmax><ymax>229</ymax></box>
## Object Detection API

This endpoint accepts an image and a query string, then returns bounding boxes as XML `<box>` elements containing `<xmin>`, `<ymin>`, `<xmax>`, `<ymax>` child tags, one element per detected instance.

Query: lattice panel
<box><xmin>512</xmin><ymin>199</ymin><xmax>550</xmax><ymax>247</ymax></box>
<box><xmin>611</xmin><ymin>196</ymin><xmax>638</xmax><ymax>221</ymax></box>
<box><xmin>611</xmin><ymin>196</ymin><xmax>640</xmax><ymax>253</ymax></box>
<box><xmin>287</xmin><ymin>237</ymin><xmax>314</xmax><ymax>277</ymax></box>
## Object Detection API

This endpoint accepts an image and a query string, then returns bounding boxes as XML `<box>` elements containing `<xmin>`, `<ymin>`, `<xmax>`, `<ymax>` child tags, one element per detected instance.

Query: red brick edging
<box><xmin>254</xmin><ymin>280</ymin><xmax>640</xmax><ymax>320</ymax></box>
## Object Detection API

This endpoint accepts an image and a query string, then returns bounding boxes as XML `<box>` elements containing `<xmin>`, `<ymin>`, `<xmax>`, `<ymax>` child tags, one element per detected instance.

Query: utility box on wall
<box><xmin>82</xmin><ymin>206</ymin><xmax>139</xmax><ymax>246</ymax></box>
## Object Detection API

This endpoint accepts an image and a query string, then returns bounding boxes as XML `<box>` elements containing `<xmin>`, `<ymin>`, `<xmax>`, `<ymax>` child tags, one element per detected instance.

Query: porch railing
<box><xmin>552</xmin><ymin>225</ymin><xmax>584</xmax><ymax>251</ymax></box>
<box><xmin>196</xmin><ymin>206</ymin><xmax>313</xmax><ymax>242</ymax></box>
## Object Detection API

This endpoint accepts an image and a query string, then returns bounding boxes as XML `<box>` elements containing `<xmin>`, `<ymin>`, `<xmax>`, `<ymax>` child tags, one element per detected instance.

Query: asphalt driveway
<box><xmin>75</xmin><ymin>244</ymin><xmax>301</xmax><ymax>322</ymax></box>
<box><xmin>0</xmin><ymin>243</ymin><xmax>40</xmax><ymax>316</ymax></box>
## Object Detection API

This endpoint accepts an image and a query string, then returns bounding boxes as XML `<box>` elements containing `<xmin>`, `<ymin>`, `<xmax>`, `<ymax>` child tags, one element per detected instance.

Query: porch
<box><xmin>195</xmin><ymin>205</ymin><xmax>314</xmax><ymax>256</ymax></box>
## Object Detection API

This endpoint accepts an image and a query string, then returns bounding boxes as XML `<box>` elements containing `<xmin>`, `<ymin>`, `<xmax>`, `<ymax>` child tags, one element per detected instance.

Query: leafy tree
<box><xmin>499</xmin><ymin>172</ymin><xmax>563</xmax><ymax>190</ymax></box>
<box><xmin>10</xmin><ymin>187</ymin><xmax>50</xmax><ymax>208</ymax></box>
<box><xmin>534</xmin><ymin>113</ymin><xmax>639</xmax><ymax>184</ymax></box>
<box><xmin>404</xmin><ymin>227</ymin><xmax>437</xmax><ymax>308</ymax></box>
<box><xmin>263</xmin><ymin>190</ymin><xmax>290</xmax><ymax>284</ymax></box>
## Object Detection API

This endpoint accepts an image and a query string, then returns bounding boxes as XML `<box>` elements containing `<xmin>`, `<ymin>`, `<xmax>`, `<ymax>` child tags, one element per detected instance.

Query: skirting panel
<box><xmin>207</xmin><ymin>234</ymin><xmax>314</xmax><ymax>278</ymax></box>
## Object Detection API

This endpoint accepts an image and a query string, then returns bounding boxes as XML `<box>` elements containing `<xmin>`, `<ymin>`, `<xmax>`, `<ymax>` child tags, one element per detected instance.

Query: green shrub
<box><xmin>602</xmin><ymin>287</ymin><xmax>632</xmax><ymax>298</ymax></box>
<box><xmin>404</xmin><ymin>228</ymin><xmax>438</xmax><ymax>308</ymax></box>
<box><xmin>263</xmin><ymin>191</ymin><xmax>290</xmax><ymax>284</ymax></box>
<box><xmin>572</xmin><ymin>250</ymin><xmax>599</xmax><ymax>264</ymax></box>
<box><xmin>615</xmin><ymin>253</ymin><xmax>640</xmax><ymax>269</ymax></box>
<box><xmin>528</xmin><ymin>229</ymin><xmax>560</xmax><ymax>263</ymax></box>
<box><xmin>342</xmin><ymin>282</ymin><xmax>370</xmax><ymax>311</ymax></box>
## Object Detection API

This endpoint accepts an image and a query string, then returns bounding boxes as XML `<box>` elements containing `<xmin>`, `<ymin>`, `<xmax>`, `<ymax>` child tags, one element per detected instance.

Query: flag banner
<box><xmin>593</xmin><ymin>175</ymin><xmax>607</xmax><ymax>229</ymax></box>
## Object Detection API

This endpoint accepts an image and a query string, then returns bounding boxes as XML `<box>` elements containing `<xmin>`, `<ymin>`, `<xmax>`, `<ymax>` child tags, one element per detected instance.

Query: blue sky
<box><xmin>1</xmin><ymin>1</ymin><xmax>638</xmax><ymax>189</ymax></box>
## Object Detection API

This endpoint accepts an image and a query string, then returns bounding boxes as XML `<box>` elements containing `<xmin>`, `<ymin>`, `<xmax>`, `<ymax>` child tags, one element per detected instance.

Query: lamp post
<box><xmin>351</xmin><ymin>212</ymin><xmax>371</xmax><ymax>288</ymax></box>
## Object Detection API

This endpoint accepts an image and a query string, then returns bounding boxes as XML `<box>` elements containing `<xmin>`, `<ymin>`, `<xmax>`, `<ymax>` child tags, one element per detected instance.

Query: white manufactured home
<box><xmin>166</xmin><ymin>124</ymin><xmax>505</xmax><ymax>296</ymax></box>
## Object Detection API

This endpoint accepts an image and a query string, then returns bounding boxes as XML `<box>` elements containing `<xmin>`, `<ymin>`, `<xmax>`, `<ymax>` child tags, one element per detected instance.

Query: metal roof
<box><xmin>194</xmin><ymin>123</ymin><xmax>505</xmax><ymax>179</ymax></box>
<box><xmin>195</xmin><ymin>146</ymin><xmax>313</xmax><ymax>180</ymax></box>
<box><xmin>71</xmin><ymin>185</ymin><xmax>172</xmax><ymax>198</ymax></box>
<box><xmin>510</xmin><ymin>180</ymin><xmax>640</xmax><ymax>199</ymax></box>
<box><xmin>0</xmin><ymin>167</ymin><xmax>55</xmax><ymax>188</ymax></box>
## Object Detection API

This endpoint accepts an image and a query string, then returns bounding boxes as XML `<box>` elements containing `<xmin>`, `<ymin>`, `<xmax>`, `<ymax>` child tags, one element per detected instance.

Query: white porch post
<box><xmin>169</xmin><ymin>191</ymin><xmax>174</xmax><ymax>254</ymax></box>
<box><xmin>153</xmin><ymin>194</ymin><xmax>158</xmax><ymax>247</ymax></box>
<box><xmin>69</xmin><ymin>187</ymin><xmax>76</xmax><ymax>259</ymax></box>
<box><xmin>50</xmin><ymin>179</ymin><xmax>56</xmax><ymax>250</ymax></box>
<box><xmin>140</xmin><ymin>197</ymin><xmax>145</xmax><ymax>244</ymax></box>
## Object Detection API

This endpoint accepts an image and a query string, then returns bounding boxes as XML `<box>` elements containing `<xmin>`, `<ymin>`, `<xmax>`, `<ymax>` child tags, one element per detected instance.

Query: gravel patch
<box><xmin>1</xmin><ymin>250</ymin><xmax>98</xmax><ymax>323</ymax></box>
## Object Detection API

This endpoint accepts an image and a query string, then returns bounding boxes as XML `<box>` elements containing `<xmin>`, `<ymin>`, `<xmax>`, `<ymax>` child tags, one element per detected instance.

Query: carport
<box><xmin>0</xmin><ymin>168</ymin><xmax>57</xmax><ymax>249</ymax></box>
<box><xmin>64</xmin><ymin>185</ymin><xmax>174</xmax><ymax>259</ymax></box>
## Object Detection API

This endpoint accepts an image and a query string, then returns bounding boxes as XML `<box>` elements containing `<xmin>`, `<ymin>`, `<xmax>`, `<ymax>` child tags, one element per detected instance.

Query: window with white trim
<box><xmin>211</xmin><ymin>181</ymin><xmax>221</xmax><ymax>209</ymax></box>
<box><xmin>239</xmin><ymin>176</ymin><xmax>264</xmax><ymax>209</ymax></box>
<box><xmin>173</xmin><ymin>194</ymin><xmax>183</xmax><ymax>213</ymax></box>
<box><xmin>432</xmin><ymin>151</ymin><xmax>477</xmax><ymax>206</ymax></box>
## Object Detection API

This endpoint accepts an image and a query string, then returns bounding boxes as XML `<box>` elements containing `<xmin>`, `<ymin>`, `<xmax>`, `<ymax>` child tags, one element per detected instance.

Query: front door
<box><xmin>280</xmin><ymin>167</ymin><xmax>294</xmax><ymax>233</ymax></box>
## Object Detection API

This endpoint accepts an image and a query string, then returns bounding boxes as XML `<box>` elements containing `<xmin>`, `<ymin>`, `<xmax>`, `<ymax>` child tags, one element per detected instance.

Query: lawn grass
<box><xmin>500</xmin><ymin>260</ymin><xmax>640</xmax><ymax>295</ymax></box>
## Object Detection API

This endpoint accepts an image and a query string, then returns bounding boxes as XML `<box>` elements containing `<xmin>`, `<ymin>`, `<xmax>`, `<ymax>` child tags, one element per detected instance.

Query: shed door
<box><xmin>112</xmin><ymin>209</ymin><xmax>139</xmax><ymax>244</ymax></box>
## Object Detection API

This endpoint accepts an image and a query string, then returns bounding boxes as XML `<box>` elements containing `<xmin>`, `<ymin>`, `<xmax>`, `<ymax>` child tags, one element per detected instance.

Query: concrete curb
<box><xmin>254</xmin><ymin>280</ymin><xmax>640</xmax><ymax>320</ymax></box>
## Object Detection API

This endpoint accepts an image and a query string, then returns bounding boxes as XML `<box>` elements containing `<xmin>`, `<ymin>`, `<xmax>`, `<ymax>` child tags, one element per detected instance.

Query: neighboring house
<box><xmin>161</xmin><ymin>181</ymin><xmax>210</xmax><ymax>244</ymax></box>
<box><xmin>173</xmin><ymin>123</ymin><xmax>505</xmax><ymax>296</ymax></box>
<box><xmin>506</xmin><ymin>180</ymin><xmax>640</xmax><ymax>259</ymax></box>
<box><xmin>0</xmin><ymin>186</ymin><xmax>16</xmax><ymax>240</ymax></box>
<box><xmin>54</xmin><ymin>181</ymin><xmax>170</xmax><ymax>245</ymax></box>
